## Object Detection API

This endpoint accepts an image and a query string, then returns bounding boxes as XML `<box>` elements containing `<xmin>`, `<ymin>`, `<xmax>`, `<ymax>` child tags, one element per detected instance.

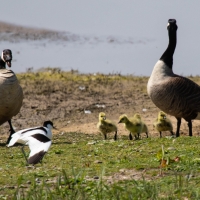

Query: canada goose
<box><xmin>153</xmin><ymin>111</ymin><xmax>174</xmax><ymax>138</ymax></box>
<box><xmin>0</xmin><ymin>49</ymin><xmax>23</xmax><ymax>143</ymax></box>
<box><xmin>147</xmin><ymin>19</ymin><xmax>200</xmax><ymax>137</ymax></box>
<box><xmin>7</xmin><ymin>121</ymin><xmax>54</xmax><ymax>165</ymax></box>
<box><xmin>130</xmin><ymin>113</ymin><xmax>148</xmax><ymax>138</ymax></box>
<box><xmin>118</xmin><ymin>114</ymin><xmax>143</xmax><ymax>140</ymax></box>
<box><xmin>97</xmin><ymin>112</ymin><xmax>117</xmax><ymax>140</ymax></box>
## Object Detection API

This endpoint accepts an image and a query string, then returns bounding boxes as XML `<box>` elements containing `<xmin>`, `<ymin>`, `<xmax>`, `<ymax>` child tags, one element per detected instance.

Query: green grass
<box><xmin>1</xmin><ymin>132</ymin><xmax>200</xmax><ymax>199</ymax></box>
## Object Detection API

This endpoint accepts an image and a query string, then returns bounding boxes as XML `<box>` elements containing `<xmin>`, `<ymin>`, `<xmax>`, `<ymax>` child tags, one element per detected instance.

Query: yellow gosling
<box><xmin>141</xmin><ymin>123</ymin><xmax>149</xmax><ymax>138</ymax></box>
<box><xmin>130</xmin><ymin>113</ymin><xmax>148</xmax><ymax>138</ymax></box>
<box><xmin>118</xmin><ymin>114</ymin><xmax>143</xmax><ymax>140</ymax></box>
<box><xmin>153</xmin><ymin>111</ymin><xmax>174</xmax><ymax>138</ymax></box>
<box><xmin>97</xmin><ymin>112</ymin><xmax>117</xmax><ymax>140</ymax></box>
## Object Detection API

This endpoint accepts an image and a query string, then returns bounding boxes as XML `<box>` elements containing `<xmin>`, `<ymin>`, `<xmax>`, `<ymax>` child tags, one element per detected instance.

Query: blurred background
<box><xmin>0</xmin><ymin>0</ymin><xmax>199</xmax><ymax>75</ymax></box>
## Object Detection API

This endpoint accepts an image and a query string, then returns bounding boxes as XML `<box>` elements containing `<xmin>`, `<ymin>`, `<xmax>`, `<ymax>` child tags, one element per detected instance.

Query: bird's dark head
<box><xmin>167</xmin><ymin>19</ymin><xmax>178</xmax><ymax>32</ymax></box>
<box><xmin>43</xmin><ymin>121</ymin><xmax>54</xmax><ymax>128</ymax></box>
<box><xmin>1</xmin><ymin>49</ymin><xmax>12</xmax><ymax>68</ymax></box>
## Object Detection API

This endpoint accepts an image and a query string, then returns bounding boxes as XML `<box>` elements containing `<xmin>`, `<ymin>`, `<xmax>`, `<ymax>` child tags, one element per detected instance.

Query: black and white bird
<box><xmin>147</xmin><ymin>19</ymin><xmax>200</xmax><ymax>137</ymax></box>
<box><xmin>7</xmin><ymin>121</ymin><xmax>54</xmax><ymax>165</ymax></box>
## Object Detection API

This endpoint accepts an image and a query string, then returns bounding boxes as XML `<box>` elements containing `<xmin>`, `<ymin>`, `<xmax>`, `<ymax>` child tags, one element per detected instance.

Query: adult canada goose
<box><xmin>118</xmin><ymin>114</ymin><xmax>143</xmax><ymax>140</ymax></box>
<box><xmin>147</xmin><ymin>19</ymin><xmax>200</xmax><ymax>137</ymax></box>
<box><xmin>97</xmin><ymin>112</ymin><xmax>117</xmax><ymax>140</ymax></box>
<box><xmin>7</xmin><ymin>121</ymin><xmax>54</xmax><ymax>165</ymax></box>
<box><xmin>153</xmin><ymin>111</ymin><xmax>174</xmax><ymax>138</ymax></box>
<box><xmin>0</xmin><ymin>49</ymin><xmax>23</xmax><ymax>143</ymax></box>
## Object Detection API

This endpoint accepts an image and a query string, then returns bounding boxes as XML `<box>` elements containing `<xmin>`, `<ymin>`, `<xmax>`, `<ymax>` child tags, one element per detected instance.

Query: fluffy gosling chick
<box><xmin>97</xmin><ymin>112</ymin><xmax>117</xmax><ymax>140</ymax></box>
<box><xmin>118</xmin><ymin>114</ymin><xmax>143</xmax><ymax>140</ymax></box>
<box><xmin>130</xmin><ymin>113</ymin><xmax>148</xmax><ymax>138</ymax></box>
<box><xmin>153</xmin><ymin>111</ymin><xmax>174</xmax><ymax>138</ymax></box>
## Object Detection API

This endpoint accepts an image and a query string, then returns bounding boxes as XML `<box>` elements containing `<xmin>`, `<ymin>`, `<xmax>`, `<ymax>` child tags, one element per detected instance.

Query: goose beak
<box><xmin>6</xmin><ymin>61</ymin><xmax>11</xmax><ymax>67</ymax></box>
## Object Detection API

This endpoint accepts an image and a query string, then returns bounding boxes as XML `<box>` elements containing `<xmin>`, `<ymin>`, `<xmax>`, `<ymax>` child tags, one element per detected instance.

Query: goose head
<box><xmin>167</xmin><ymin>19</ymin><xmax>178</xmax><ymax>32</ymax></box>
<box><xmin>1</xmin><ymin>49</ymin><xmax>12</xmax><ymax>68</ymax></box>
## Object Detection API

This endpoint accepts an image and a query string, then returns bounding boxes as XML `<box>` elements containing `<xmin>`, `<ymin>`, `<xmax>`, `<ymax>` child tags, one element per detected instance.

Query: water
<box><xmin>0</xmin><ymin>0</ymin><xmax>200</xmax><ymax>75</ymax></box>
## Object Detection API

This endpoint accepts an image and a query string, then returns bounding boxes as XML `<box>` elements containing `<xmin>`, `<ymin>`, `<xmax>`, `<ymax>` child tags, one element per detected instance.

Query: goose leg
<box><xmin>114</xmin><ymin>131</ymin><xmax>117</xmax><ymax>141</ymax></box>
<box><xmin>6</xmin><ymin>120</ymin><xmax>15</xmax><ymax>144</ymax></box>
<box><xmin>176</xmin><ymin>118</ymin><xmax>181</xmax><ymax>137</ymax></box>
<box><xmin>21</xmin><ymin>145</ymin><xmax>28</xmax><ymax>164</ymax></box>
<box><xmin>129</xmin><ymin>133</ymin><xmax>133</xmax><ymax>140</ymax></box>
<box><xmin>188</xmin><ymin>120</ymin><xmax>192</xmax><ymax>137</ymax></box>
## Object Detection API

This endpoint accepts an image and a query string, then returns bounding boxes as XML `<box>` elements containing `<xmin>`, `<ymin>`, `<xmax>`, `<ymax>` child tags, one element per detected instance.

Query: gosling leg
<box><xmin>114</xmin><ymin>131</ymin><xmax>117</xmax><ymax>141</ymax></box>
<box><xmin>159</xmin><ymin>131</ymin><xmax>162</xmax><ymax>138</ymax></box>
<box><xmin>129</xmin><ymin>133</ymin><xmax>133</xmax><ymax>140</ymax></box>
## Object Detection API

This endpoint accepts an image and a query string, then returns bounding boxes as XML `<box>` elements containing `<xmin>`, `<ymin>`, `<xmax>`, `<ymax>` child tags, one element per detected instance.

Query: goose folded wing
<box><xmin>27</xmin><ymin>134</ymin><xmax>52</xmax><ymax>164</ymax></box>
<box><xmin>173</xmin><ymin>76</ymin><xmax>200</xmax><ymax>112</ymax></box>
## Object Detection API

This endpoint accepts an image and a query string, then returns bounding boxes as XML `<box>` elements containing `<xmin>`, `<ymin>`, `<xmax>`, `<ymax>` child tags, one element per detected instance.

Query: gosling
<box><xmin>130</xmin><ymin>113</ymin><xmax>148</xmax><ymax>138</ymax></box>
<box><xmin>118</xmin><ymin>114</ymin><xmax>143</xmax><ymax>140</ymax></box>
<box><xmin>97</xmin><ymin>112</ymin><xmax>117</xmax><ymax>140</ymax></box>
<box><xmin>153</xmin><ymin>111</ymin><xmax>174</xmax><ymax>138</ymax></box>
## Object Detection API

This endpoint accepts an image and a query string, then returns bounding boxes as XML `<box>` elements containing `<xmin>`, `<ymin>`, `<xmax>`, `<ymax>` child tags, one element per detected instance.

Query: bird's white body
<box><xmin>8</xmin><ymin>126</ymin><xmax>52</xmax><ymax>146</ymax></box>
<box><xmin>8</xmin><ymin>121</ymin><xmax>53</xmax><ymax>164</ymax></box>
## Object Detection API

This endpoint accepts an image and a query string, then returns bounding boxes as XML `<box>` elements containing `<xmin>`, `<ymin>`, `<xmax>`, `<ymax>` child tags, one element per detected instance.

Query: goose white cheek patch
<box><xmin>1</xmin><ymin>52</ymin><xmax>5</xmax><ymax>62</ymax></box>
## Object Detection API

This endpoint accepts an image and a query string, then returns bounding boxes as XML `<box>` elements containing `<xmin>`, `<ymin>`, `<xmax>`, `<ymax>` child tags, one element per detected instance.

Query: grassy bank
<box><xmin>1</xmin><ymin>132</ymin><xmax>200</xmax><ymax>199</ymax></box>
<box><xmin>1</xmin><ymin>68</ymin><xmax>200</xmax><ymax>199</ymax></box>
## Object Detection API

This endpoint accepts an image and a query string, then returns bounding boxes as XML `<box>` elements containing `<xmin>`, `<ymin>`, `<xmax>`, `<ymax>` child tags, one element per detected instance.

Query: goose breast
<box><xmin>0</xmin><ymin>69</ymin><xmax>23</xmax><ymax>124</ymax></box>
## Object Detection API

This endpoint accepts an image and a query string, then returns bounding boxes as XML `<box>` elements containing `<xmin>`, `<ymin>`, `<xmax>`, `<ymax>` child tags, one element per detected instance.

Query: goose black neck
<box><xmin>0</xmin><ymin>58</ymin><xmax>6</xmax><ymax>69</ymax></box>
<box><xmin>160</xmin><ymin>27</ymin><xmax>177</xmax><ymax>69</ymax></box>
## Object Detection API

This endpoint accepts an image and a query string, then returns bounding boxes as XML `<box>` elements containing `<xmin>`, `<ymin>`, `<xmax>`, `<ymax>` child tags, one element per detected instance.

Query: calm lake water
<box><xmin>0</xmin><ymin>0</ymin><xmax>200</xmax><ymax>75</ymax></box>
